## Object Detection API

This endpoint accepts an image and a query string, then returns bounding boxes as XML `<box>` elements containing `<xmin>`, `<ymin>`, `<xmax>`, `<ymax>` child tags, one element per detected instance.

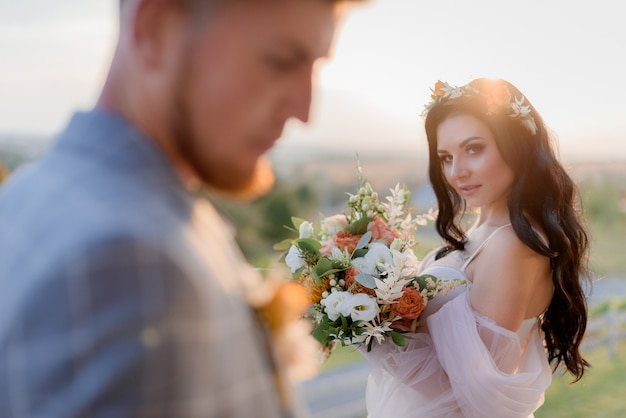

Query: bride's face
<box><xmin>435</xmin><ymin>113</ymin><xmax>514</xmax><ymax>211</ymax></box>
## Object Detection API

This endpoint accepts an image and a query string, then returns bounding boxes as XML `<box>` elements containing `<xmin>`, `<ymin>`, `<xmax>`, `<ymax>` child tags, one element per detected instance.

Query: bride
<box><xmin>361</xmin><ymin>78</ymin><xmax>590</xmax><ymax>417</ymax></box>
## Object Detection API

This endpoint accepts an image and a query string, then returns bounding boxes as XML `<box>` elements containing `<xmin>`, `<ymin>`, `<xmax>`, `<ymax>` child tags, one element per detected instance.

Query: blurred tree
<box><xmin>207</xmin><ymin>180</ymin><xmax>318</xmax><ymax>266</ymax></box>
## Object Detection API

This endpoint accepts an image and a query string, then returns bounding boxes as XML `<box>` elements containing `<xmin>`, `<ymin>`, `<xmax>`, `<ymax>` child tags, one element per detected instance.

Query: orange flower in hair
<box><xmin>433</xmin><ymin>80</ymin><xmax>447</xmax><ymax>97</ymax></box>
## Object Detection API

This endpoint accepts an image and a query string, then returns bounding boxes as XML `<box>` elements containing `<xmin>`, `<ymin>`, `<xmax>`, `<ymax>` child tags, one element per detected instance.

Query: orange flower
<box><xmin>257</xmin><ymin>281</ymin><xmax>311</xmax><ymax>332</ymax></box>
<box><xmin>298</xmin><ymin>272</ymin><xmax>331</xmax><ymax>304</ymax></box>
<box><xmin>333</xmin><ymin>231</ymin><xmax>363</xmax><ymax>253</ymax></box>
<box><xmin>367</xmin><ymin>216</ymin><xmax>400</xmax><ymax>246</ymax></box>
<box><xmin>433</xmin><ymin>80</ymin><xmax>447</xmax><ymax>97</ymax></box>
<box><xmin>391</xmin><ymin>287</ymin><xmax>426</xmax><ymax>320</ymax></box>
<box><xmin>344</xmin><ymin>267</ymin><xmax>376</xmax><ymax>297</ymax></box>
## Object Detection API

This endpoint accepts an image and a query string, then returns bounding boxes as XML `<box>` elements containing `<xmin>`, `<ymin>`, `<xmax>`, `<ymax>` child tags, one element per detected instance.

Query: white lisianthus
<box><xmin>342</xmin><ymin>293</ymin><xmax>380</xmax><ymax>322</ymax></box>
<box><xmin>324</xmin><ymin>291</ymin><xmax>352</xmax><ymax>321</ymax></box>
<box><xmin>352</xmin><ymin>242</ymin><xmax>392</xmax><ymax>276</ymax></box>
<box><xmin>285</xmin><ymin>245</ymin><xmax>306</xmax><ymax>273</ymax></box>
<box><xmin>320</xmin><ymin>214</ymin><xmax>348</xmax><ymax>237</ymax></box>
<box><xmin>298</xmin><ymin>221</ymin><xmax>314</xmax><ymax>239</ymax></box>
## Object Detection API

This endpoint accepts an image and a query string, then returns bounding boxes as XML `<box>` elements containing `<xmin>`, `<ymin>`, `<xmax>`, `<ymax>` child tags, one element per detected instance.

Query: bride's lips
<box><xmin>457</xmin><ymin>184</ymin><xmax>480</xmax><ymax>196</ymax></box>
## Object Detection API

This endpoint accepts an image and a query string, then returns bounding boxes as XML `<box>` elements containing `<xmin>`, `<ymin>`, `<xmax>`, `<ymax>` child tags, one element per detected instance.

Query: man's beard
<box><xmin>169</xmin><ymin>64</ymin><xmax>275</xmax><ymax>201</ymax></box>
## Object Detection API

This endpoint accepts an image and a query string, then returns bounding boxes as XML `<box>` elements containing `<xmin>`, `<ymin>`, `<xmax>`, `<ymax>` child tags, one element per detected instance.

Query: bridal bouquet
<box><xmin>275</xmin><ymin>170</ymin><xmax>456</xmax><ymax>354</ymax></box>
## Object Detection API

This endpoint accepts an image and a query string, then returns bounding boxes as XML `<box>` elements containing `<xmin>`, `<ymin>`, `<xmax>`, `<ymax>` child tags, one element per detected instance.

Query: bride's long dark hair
<box><xmin>423</xmin><ymin>78</ymin><xmax>590</xmax><ymax>381</ymax></box>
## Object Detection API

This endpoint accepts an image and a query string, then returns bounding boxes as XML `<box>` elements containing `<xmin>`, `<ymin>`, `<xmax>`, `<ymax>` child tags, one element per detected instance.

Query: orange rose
<box><xmin>333</xmin><ymin>231</ymin><xmax>363</xmax><ymax>253</ymax></box>
<box><xmin>391</xmin><ymin>287</ymin><xmax>426</xmax><ymax>320</ymax></box>
<box><xmin>344</xmin><ymin>267</ymin><xmax>376</xmax><ymax>297</ymax></box>
<box><xmin>367</xmin><ymin>216</ymin><xmax>400</xmax><ymax>246</ymax></box>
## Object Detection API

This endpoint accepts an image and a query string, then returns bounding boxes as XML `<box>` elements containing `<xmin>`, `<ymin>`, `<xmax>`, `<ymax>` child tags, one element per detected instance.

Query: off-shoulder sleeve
<box><xmin>361</xmin><ymin>291</ymin><xmax>552</xmax><ymax>418</ymax></box>
<box><xmin>427</xmin><ymin>292</ymin><xmax>552</xmax><ymax>418</ymax></box>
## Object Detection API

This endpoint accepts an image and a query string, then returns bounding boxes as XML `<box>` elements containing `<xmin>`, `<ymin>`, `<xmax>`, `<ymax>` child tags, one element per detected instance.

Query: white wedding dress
<box><xmin>362</xmin><ymin>226</ymin><xmax>553</xmax><ymax>417</ymax></box>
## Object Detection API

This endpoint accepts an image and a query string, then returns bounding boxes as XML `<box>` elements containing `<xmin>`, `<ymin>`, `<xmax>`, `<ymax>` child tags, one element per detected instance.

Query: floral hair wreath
<box><xmin>423</xmin><ymin>80</ymin><xmax>538</xmax><ymax>136</ymax></box>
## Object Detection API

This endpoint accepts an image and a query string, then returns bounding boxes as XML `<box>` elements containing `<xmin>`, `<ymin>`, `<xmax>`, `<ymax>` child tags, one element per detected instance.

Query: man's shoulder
<box><xmin>0</xmin><ymin>151</ymin><xmax>192</xmax><ymax>276</ymax></box>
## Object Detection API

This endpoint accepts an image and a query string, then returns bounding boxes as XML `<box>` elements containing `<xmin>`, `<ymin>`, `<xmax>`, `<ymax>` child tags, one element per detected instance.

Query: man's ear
<box><xmin>132</xmin><ymin>0</ymin><xmax>185</xmax><ymax>68</ymax></box>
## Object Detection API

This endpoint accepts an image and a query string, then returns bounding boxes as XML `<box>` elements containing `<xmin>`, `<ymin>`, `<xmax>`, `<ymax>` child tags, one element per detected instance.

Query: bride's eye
<box><xmin>439</xmin><ymin>154</ymin><xmax>452</xmax><ymax>165</ymax></box>
<box><xmin>466</xmin><ymin>144</ymin><xmax>483</xmax><ymax>155</ymax></box>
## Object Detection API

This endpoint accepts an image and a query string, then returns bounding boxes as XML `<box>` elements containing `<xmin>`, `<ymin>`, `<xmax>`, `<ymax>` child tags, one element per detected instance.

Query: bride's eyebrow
<box><xmin>437</xmin><ymin>136</ymin><xmax>485</xmax><ymax>154</ymax></box>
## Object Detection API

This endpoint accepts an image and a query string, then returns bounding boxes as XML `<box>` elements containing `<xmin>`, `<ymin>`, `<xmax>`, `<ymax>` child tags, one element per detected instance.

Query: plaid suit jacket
<box><xmin>0</xmin><ymin>109</ymin><xmax>298</xmax><ymax>417</ymax></box>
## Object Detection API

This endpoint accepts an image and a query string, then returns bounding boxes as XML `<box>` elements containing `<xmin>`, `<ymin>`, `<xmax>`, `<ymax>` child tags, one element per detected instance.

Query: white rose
<box><xmin>324</xmin><ymin>291</ymin><xmax>351</xmax><ymax>321</ymax></box>
<box><xmin>285</xmin><ymin>245</ymin><xmax>306</xmax><ymax>273</ymax></box>
<box><xmin>298</xmin><ymin>221</ymin><xmax>314</xmax><ymax>239</ymax></box>
<box><xmin>342</xmin><ymin>293</ymin><xmax>380</xmax><ymax>322</ymax></box>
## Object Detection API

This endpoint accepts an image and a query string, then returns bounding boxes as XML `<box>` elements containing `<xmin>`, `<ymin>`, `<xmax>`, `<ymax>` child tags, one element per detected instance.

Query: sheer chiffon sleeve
<box><xmin>362</xmin><ymin>291</ymin><xmax>552</xmax><ymax>418</ymax></box>
<box><xmin>429</xmin><ymin>292</ymin><xmax>552</xmax><ymax>417</ymax></box>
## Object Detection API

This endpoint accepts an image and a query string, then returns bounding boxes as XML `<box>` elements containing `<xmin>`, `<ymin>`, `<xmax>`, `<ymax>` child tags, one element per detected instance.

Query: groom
<box><xmin>0</xmin><ymin>0</ymin><xmax>363</xmax><ymax>417</ymax></box>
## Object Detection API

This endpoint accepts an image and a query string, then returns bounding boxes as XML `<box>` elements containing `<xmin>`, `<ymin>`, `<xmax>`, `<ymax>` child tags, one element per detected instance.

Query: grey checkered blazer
<box><xmin>0</xmin><ymin>109</ymin><xmax>298</xmax><ymax>418</ymax></box>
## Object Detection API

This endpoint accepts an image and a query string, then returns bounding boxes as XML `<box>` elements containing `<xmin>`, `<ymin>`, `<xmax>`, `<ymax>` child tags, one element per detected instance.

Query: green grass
<box><xmin>321</xmin><ymin>344</ymin><xmax>363</xmax><ymax>372</ymax></box>
<box><xmin>536</xmin><ymin>340</ymin><xmax>626</xmax><ymax>417</ymax></box>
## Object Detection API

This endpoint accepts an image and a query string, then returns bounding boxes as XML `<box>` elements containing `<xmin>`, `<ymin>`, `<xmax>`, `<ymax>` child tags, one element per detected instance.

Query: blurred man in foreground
<box><xmin>0</xmin><ymin>0</ymin><xmax>363</xmax><ymax>416</ymax></box>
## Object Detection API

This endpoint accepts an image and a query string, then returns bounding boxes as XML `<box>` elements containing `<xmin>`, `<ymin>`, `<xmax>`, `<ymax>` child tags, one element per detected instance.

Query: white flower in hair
<box><xmin>424</xmin><ymin>80</ymin><xmax>538</xmax><ymax>135</ymax></box>
<box><xmin>509</xmin><ymin>95</ymin><xmax>537</xmax><ymax>135</ymax></box>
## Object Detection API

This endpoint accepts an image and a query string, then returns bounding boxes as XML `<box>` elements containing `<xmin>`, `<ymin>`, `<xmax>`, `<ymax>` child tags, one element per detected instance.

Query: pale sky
<box><xmin>1</xmin><ymin>0</ymin><xmax>625</xmax><ymax>162</ymax></box>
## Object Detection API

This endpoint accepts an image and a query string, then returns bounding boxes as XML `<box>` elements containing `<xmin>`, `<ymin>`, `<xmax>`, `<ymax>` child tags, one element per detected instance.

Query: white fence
<box><xmin>297</xmin><ymin>306</ymin><xmax>626</xmax><ymax>418</ymax></box>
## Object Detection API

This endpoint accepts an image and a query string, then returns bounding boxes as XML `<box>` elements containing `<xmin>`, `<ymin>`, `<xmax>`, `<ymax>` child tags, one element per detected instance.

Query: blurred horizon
<box><xmin>1</xmin><ymin>0</ymin><xmax>625</xmax><ymax>163</ymax></box>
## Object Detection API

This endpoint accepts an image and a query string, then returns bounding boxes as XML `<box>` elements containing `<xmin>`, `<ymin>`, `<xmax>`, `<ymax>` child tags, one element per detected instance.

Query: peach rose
<box><xmin>367</xmin><ymin>216</ymin><xmax>400</xmax><ymax>246</ymax></box>
<box><xmin>391</xmin><ymin>287</ymin><xmax>426</xmax><ymax>320</ymax></box>
<box><xmin>343</xmin><ymin>267</ymin><xmax>376</xmax><ymax>297</ymax></box>
<box><xmin>319</xmin><ymin>240</ymin><xmax>336</xmax><ymax>257</ymax></box>
<box><xmin>333</xmin><ymin>231</ymin><xmax>363</xmax><ymax>254</ymax></box>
